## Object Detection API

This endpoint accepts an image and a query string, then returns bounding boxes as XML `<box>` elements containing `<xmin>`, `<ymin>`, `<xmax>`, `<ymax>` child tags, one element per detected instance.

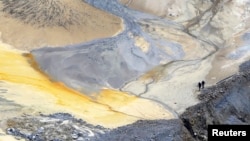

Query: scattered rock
<box><xmin>181</xmin><ymin>69</ymin><xmax>250</xmax><ymax>140</ymax></box>
<box><xmin>6</xmin><ymin>128</ymin><xmax>15</xmax><ymax>135</ymax></box>
<box><xmin>3</xmin><ymin>113</ymin><xmax>107</xmax><ymax>141</ymax></box>
<box><xmin>71</xmin><ymin>131</ymin><xmax>79</xmax><ymax>140</ymax></box>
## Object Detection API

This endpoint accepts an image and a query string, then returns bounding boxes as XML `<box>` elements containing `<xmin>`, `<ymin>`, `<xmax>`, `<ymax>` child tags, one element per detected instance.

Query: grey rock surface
<box><xmin>181</xmin><ymin>68</ymin><xmax>250</xmax><ymax>140</ymax></box>
<box><xmin>120</xmin><ymin>0</ymin><xmax>250</xmax><ymax>48</ymax></box>
<box><xmin>5</xmin><ymin>113</ymin><xmax>108</xmax><ymax>141</ymax></box>
<box><xmin>31</xmin><ymin>0</ymin><xmax>213</xmax><ymax>94</ymax></box>
<box><xmin>97</xmin><ymin>119</ymin><xmax>192</xmax><ymax>141</ymax></box>
<box><xmin>4</xmin><ymin>113</ymin><xmax>192</xmax><ymax>141</ymax></box>
<box><xmin>31</xmin><ymin>0</ymin><xmax>170</xmax><ymax>93</ymax></box>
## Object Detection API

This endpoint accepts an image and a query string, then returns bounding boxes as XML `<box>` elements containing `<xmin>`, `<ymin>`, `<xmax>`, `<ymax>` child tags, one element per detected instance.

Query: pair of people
<box><xmin>198</xmin><ymin>81</ymin><xmax>205</xmax><ymax>91</ymax></box>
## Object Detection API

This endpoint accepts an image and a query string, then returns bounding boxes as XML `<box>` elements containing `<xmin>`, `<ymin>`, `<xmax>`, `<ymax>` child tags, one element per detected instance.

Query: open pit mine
<box><xmin>0</xmin><ymin>0</ymin><xmax>249</xmax><ymax>141</ymax></box>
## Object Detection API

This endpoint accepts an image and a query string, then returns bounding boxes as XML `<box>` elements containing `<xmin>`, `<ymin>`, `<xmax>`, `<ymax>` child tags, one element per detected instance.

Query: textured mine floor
<box><xmin>0</xmin><ymin>0</ymin><xmax>250</xmax><ymax>140</ymax></box>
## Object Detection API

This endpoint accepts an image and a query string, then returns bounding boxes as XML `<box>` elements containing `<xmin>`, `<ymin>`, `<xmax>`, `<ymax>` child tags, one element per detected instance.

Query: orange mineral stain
<box><xmin>0</xmin><ymin>43</ymin><xmax>174</xmax><ymax>128</ymax></box>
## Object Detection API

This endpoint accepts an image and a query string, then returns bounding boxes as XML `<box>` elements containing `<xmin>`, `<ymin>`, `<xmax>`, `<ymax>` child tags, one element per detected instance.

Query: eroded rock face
<box><xmin>2</xmin><ymin>0</ymin><xmax>87</xmax><ymax>28</ymax></box>
<box><xmin>0</xmin><ymin>0</ymin><xmax>123</xmax><ymax>50</ymax></box>
<box><xmin>119</xmin><ymin>0</ymin><xmax>197</xmax><ymax>20</ymax></box>
<box><xmin>97</xmin><ymin>119</ymin><xmax>192</xmax><ymax>141</ymax></box>
<box><xmin>120</xmin><ymin>0</ymin><xmax>250</xmax><ymax>47</ymax></box>
<box><xmin>181</xmin><ymin>69</ymin><xmax>250</xmax><ymax>140</ymax></box>
<box><xmin>186</xmin><ymin>0</ymin><xmax>250</xmax><ymax>47</ymax></box>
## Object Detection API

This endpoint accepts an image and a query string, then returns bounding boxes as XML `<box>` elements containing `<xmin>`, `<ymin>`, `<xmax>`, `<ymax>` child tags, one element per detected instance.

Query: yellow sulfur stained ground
<box><xmin>0</xmin><ymin>42</ymin><xmax>174</xmax><ymax>129</ymax></box>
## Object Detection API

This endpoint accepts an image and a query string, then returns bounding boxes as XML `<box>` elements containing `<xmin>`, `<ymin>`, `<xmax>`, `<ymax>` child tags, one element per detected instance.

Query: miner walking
<box><xmin>201</xmin><ymin>80</ymin><xmax>205</xmax><ymax>89</ymax></box>
<box><xmin>198</xmin><ymin>82</ymin><xmax>202</xmax><ymax>91</ymax></box>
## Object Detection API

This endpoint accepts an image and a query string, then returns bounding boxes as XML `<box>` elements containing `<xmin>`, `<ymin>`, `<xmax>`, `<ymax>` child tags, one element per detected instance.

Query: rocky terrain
<box><xmin>0</xmin><ymin>0</ymin><xmax>122</xmax><ymax>50</ymax></box>
<box><xmin>30</xmin><ymin>0</ymin><xmax>250</xmax><ymax>114</ymax></box>
<box><xmin>2</xmin><ymin>64</ymin><xmax>249</xmax><ymax>141</ymax></box>
<box><xmin>119</xmin><ymin>0</ymin><xmax>250</xmax><ymax>84</ymax></box>
<box><xmin>181</xmin><ymin>64</ymin><xmax>250</xmax><ymax>140</ymax></box>
<box><xmin>0</xmin><ymin>0</ymin><xmax>249</xmax><ymax>141</ymax></box>
<box><xmin>3</xmin><ymin>113</ymin><xmax>191</xmax><ymax>141</ymax></box>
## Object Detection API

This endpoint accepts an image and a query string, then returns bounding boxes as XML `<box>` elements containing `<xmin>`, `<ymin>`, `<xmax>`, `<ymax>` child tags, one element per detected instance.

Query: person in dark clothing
<box><xmin>198</xmin><ymin>82</ymin><xmax>202</xmax><ymax>91</ymax></box>
<box><xmin>201</xmin><ymin>80</ymin><xmax>205</xmax><ymax>89</ymax></box>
